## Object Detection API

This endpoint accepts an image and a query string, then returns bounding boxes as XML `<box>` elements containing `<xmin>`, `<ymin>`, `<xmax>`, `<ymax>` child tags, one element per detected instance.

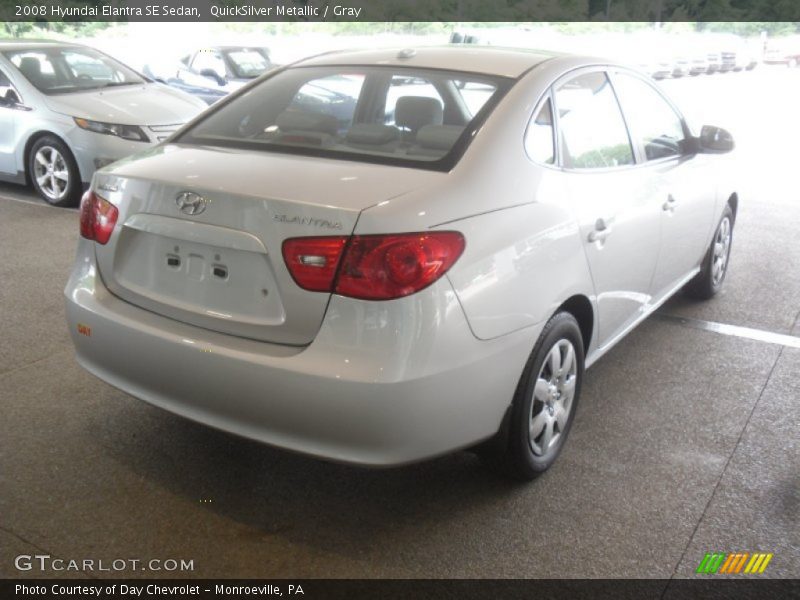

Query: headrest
<box><xmin>346</xmin><ymin>124</ymin><xmax>400</xmax><ymax>145</ymax></box>
<box><xmin>19</xmin><ymin>57</ymin><xmax>42</xmax><ymax>78</ymax></box>
<box><xmin>416</xmin><ymin>125</ymin><xmax>465</xmax><ymax>151</ymax></box>
<box><xmin>276</xmin><ymin>110</ymin><xmax>338</xmax><ymax>136</ymax></box>
<box><xmin>395</xmin><ymin>96</ymin><xmax>443</xmax><ymax>133</ymax></box>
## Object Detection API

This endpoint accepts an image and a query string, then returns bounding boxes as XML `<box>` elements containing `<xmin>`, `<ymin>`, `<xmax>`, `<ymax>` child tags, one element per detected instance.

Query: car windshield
<box><xmin>223</xmin><ymin>48</ymin><xmax>270</xmax><ymax>79</ymax></box>
<box><xmin>176</xmin><ymin>65</ymin><xmax>511</xmax><ymax>170</ymax></box>
<box><xmin>4</xmin><ymin>46</ymin><xmax>144</xmax><ymax>94</ymax></box>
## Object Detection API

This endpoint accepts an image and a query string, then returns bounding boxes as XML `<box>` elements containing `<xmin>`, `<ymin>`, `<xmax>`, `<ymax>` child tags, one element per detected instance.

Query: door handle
<box><xmin>663</xmin><ymin>194</ymin><xmax>676</xmax><ymax>212</ymax></box>
<box><xmin>588</xmin><ymin>217</ymin><xmax>612</xmax><ymax>243</ymax></box>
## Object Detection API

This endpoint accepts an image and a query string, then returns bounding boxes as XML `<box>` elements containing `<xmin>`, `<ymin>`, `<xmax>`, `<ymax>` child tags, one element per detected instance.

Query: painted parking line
<box><xmin>656</xmin><ymin>313</ymin><xmax>800</xmax><ymax>349</ymax></box>
<box><xmin>0</xmin><ymin>193</ymin><xmax>79</xmax><ymax>211</ymax></box>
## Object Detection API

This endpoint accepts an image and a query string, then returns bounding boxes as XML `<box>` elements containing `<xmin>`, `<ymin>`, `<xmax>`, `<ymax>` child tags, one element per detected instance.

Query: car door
<box><xmin>610</xmin><ymin>70</ymin><xmax>717</xmax><ymax>300</ymax></box>
<box><xmin>554</xmin><ymin>69</ymin><xmax>662</xmax><ymax>348</ymax></box>
<box><xmin>0</xmin><ymin>65</ymin><xmax>20</xmax><ymax>176</ymax></box>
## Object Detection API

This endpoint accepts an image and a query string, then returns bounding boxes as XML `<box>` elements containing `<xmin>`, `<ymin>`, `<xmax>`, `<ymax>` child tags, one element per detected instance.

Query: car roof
<box><xmin>296</xmin><ymin>46</ymin><xmax>562</xmax><ymax>79</ymax></box>
<box><xmin>0</xmin><ymin>39</ymin><xmax>81</xmax><ymax>51</ymax></box>
<box><xmin>207</xmin><ymin>45</ymin><xmax>269</xmax><ymax>51</ymax></box>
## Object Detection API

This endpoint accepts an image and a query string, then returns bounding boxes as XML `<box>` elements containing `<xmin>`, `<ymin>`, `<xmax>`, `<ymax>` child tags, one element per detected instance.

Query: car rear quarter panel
<box><xmin>355</xmin><ymin>56</ymin><xmax>596</xmax><ymax>342</ymax></box>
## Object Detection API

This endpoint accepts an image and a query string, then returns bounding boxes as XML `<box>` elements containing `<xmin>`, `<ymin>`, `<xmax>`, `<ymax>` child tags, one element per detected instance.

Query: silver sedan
<box><xmin>0</xmin><ymin>40</ymin><xmax>206</xmax><ymax>206</ymax></box>
<box><xmin>65</xmin><ymin>47</ymin><xmax>737</xmax><ymax>479</ymax></box>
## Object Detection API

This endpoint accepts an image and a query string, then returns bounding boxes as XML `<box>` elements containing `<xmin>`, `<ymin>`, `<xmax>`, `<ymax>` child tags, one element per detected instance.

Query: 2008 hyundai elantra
<box><xmin>65</xmin><ymin>47</ymin><xmax>737</xmax><ymax>479</ymax></box>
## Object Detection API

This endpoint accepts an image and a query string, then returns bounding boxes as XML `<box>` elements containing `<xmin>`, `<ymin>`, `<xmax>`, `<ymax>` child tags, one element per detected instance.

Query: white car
<box><xmin>0</xmin><ymin>40</ymin><xmax>207</xmax><ymax>206</ymax></box>
<box><xmin>65</xmin><ymin>47</ymin><xmax>737</xmax><ymax>479</ymax></box>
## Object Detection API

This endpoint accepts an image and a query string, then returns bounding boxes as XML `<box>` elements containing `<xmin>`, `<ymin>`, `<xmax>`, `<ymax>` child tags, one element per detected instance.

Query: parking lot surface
<box><xmin>1</xmin><ymin>66</ymin><xmax>798</xmax><ymax>580</ymax></box>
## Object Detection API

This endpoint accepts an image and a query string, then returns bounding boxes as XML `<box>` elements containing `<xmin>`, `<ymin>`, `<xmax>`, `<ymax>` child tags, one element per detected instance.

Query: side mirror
<box><xmin>698</xmin><ymin>125</ymin><xmax>735</xmax><ymax>153</ymax></box>
<box><xmin>3</xmin><ymin>89</ymin><xmax>21</xmax><ymax>106</ymax></box>
<box><xmin>199</xmin><ymin>68</ymin><xmax>226</xmax><ymax>86</ymax></box>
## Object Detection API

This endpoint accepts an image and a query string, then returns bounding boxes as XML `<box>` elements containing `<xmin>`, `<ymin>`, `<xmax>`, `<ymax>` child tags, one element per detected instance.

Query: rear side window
<box><xmin>611</xmin><ymin>73</ymin><xmax>687</xmax><ymax>161</ymax></box>
<box><xmin>525</xmin><ymin>97</ymin><xmax>555</xmax><ymax>165</ymax></box>
<box><xmin>554</xmin><ymin>72</ymin><xmax>634</xmax><ymax>169</ymax></box>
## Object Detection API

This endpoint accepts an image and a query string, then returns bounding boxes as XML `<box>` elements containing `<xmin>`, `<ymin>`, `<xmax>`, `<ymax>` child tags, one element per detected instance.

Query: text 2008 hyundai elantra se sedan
<box><xmin>65</xmin><ymin>47</ymin><xmax>737</xmax><ymax>479</ymax></box>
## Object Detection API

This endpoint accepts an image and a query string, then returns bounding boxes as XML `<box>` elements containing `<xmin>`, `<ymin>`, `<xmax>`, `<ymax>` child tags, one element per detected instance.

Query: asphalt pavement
<box><xmin>1</xmin><ymin>65</ymin><xmax>798</xmax><ymax>580</ymax></box>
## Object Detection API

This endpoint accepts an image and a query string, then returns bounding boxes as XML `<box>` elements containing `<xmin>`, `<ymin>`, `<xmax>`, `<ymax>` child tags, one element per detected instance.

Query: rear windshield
<box><xmin>176</xmin><ymin>65</ymin><xmax>513</xmax><ymax>170</ymax></box>
<box><xmin>4</xmin><ymin>46</ymin><xmax>144</xmax><ymax>94</ymax></box>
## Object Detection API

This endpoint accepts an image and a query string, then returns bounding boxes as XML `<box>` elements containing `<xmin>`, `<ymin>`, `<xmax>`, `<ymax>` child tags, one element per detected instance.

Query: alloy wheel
<box><xmin>33</xmin><ymin>146</ymin><xmax>70</xmax><ymax>202</ymax></box>
<box><xmin>712</xmin><ymin>216</ymin><xmax>732</xmax><ymax>286</ymax></box>
<box><xmin>529</xmin><ymin>338</ymin><xmax>578</xmax><ymax>457</ymax></box>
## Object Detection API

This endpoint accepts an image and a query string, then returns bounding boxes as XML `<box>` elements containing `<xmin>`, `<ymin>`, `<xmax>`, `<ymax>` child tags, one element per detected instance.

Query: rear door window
<box><xmin>554</xmin><ymin>71</ymin><xmax>634</xmax><ymax>169</ymax></box>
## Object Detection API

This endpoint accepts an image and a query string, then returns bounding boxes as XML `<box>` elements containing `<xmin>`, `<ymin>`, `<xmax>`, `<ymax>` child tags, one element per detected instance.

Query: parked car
<box><xmin>181</xmin><ymin>45</ymin><xmax>273</xmax><ymax>89</ymax></box>
<box><xmin>743</xmin><ymin>43</ymin><xmax>760</xmax><ymax>70</ymax></box>
<box><xmin>66</xmin><ymin>47</ymin><xmax>738</xmax><ymax>479</ymax></box>
<box><xmin>764</xmin><ymin>39</ymin><xmax>800</xmax><ymax>67</ymax></box>
<box><xmin>650</xmin><ymin>57</ymin><xmax>673</xmax><ymax>79</ymax></box>
<box><xmin>0</xmin><ymin>40</ymin><xmax>207</xmax><ymax>206</ymax></box>
<box><xmin>141</xmin><ymin>59</ymin><xmax>227</xmax><ymax>105</ymax></box>
<box><xmin>689</xmin><ymin>55</ymin><xmax>708</xmax><ymax>76</ymax></box>
<box><xmin>706</xmin><ymin>52</ymin><xmax>722</xmax><ymax>73</ymax></box>
<box><xmin>719</xmin><ymin>51</ymin><xmax>737</xmax><ymax>73</ymax></box>
<box><xmin>671</xmin><ymin>57</ymin><xmax>690</xmax><ymax>78</ymax></box>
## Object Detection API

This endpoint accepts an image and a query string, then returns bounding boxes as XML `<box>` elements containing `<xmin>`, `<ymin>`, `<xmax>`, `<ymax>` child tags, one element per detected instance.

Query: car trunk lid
<box><xmin>92</xmin><ymin>144</ymin><xmax>443</xmax><ymax>345</ymax></box>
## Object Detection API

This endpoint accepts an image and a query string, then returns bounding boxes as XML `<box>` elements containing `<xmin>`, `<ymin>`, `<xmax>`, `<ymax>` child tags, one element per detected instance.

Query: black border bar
<box><xmin>2</xmin><ymin>579</ymin><xmax>799</xmax><ymax>600</ymax></box>
<box><xmin>3</xmin><ymin>0</ymin><xmax>800</xmax><ymax>22</ymax></box>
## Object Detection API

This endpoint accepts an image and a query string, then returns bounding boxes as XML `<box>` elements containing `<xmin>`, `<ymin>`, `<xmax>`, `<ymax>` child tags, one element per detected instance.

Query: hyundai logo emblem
<box><xmin>176</xmin><ymin>191</ymin><xmax>208</xmax><ymax>216</ymax></box>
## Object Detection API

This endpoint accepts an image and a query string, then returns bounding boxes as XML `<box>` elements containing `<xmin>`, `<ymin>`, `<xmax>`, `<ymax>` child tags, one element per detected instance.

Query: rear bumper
<box><xmin>65</xmin><ymin>239</ymin><xmax>538</xmax><ymax>466</ymax></box>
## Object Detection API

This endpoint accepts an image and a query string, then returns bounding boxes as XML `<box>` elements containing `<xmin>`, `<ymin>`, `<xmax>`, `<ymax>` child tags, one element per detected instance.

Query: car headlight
<box><xmin>73</xmin><ymin>118</ymin><xmax>149</xmax><ymax>142</ymax></box>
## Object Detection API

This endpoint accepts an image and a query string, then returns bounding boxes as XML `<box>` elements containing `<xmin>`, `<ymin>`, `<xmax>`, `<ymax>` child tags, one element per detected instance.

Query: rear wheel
<box><xmin>498</xmin><ymin>312</ymin><xmax>584</xmax><ymax>480</ymax></box>
<box><xmin>28</xmin><ymin>135</ymin><xmax>82</xmax><ymax>207</ymax></box>
<box><xmin>684</xmin><ymin>204</ymin><xmax>734</xmax><ymax>300</ymax></box>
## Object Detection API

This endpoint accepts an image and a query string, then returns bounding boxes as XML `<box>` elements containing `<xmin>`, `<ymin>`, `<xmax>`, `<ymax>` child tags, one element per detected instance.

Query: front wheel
<box><xmin>684</xmin><ymin>204</ymin><xmax>734</xmax><ymax>300</ymax></box>
<box><xmin>500</xmin><ymin>312</ymin><xmax>585</xmax><ymax>480</ymax></box>
<box><xmin>28</xmin><ymin>135</ymin><xmax>82</xmax><ymax>207</ymax></box>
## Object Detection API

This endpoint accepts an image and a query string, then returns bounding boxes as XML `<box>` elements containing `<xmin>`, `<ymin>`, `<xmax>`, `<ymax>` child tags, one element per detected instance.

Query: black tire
<box><xmin>499</xmin><ymin>312</ymin><xmax>585</xmax><ymax>480</ymax></box>
<box><xmin>684</xmin><ymin>204</ymin><xmax>734</xmax><ymax>300</ymax></box>
<box><xmin>28</xmin><ymin>135</ymin><xmax>82</xmax><ymax>207</ymax></box>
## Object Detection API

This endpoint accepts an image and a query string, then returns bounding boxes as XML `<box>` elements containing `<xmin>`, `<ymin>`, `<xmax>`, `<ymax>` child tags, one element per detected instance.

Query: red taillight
<box><xmin>336</xmin><ymin>232</ymin><xmax>465</xmax><ymax>300</ymax></box>
<box><xmin>282</xmin><ymin>231</ymin><xmax>465</xmax><ymax>301</ymax></box>
<box><xmin>79</xmin><ymin>190</ymin><xmax>118</xmax><ymax>245</ymax></box>
<box><xmin>282</xmin><ymin>236</ymin><xmax>349</xmax><ymax>292</ymax></box>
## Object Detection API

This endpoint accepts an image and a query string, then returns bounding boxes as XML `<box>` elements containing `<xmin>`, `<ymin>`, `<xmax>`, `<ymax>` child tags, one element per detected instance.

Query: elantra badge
<box><xmin>176</xmin><ymin>192</ymin><xmax>208</xmax><ymax>216</ymax></box>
